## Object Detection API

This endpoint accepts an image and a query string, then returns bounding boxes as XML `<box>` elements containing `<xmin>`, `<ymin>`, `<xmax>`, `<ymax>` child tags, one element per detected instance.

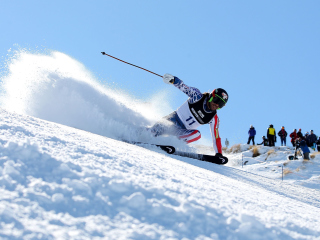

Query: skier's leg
<box><xmin>150</xmin><ymin>111</ymin><xmax>186</xmax><ymax>137</ymax></box>
<box><xmin>150</xmin><ymin>111</ymin><xmax>201</xmax><ymax>143</ymax></box>
<box><xmin>149</xmin><ymin>122</ymin><xmax>166</xmax><ymax>137</ymax></box>
<box><xmin>176</xmin><ymin>129</ymin><xmax>201</xmax><ymax>144</ymax></box>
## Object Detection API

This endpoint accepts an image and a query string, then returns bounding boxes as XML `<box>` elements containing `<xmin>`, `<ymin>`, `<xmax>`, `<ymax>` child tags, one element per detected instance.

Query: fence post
<box><xmin>242</xmin><ymin>154</ymin><xmax>243</xmax><ymax>168</ymax></box>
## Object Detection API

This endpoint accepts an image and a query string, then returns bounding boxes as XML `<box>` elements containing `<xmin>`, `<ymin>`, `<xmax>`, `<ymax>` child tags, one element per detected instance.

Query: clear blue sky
<box><xmin>1</xmin><ymin>0</ymin><xmax>320</xmax><ymax>146</ymax></box>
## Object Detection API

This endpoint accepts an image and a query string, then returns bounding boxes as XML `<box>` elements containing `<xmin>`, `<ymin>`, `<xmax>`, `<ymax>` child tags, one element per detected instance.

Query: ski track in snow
<box><xmin>0</xmin><ymin>51</ymin><xmax>320</xmax><ymax>239</ymax></box>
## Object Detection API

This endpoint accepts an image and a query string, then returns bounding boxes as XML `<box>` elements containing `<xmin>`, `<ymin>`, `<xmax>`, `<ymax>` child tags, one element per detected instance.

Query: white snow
<box><xmin>0</xmin><ymin>50</ymin><xmax>320</xmax><ymax>240</ymax></box>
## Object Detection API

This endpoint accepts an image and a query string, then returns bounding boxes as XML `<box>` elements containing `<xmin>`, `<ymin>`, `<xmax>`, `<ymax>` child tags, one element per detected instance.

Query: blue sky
<box><xmin>1</xmin><ymin>0</ymin><xmax>320</xmax><ymax>146</ymax></box>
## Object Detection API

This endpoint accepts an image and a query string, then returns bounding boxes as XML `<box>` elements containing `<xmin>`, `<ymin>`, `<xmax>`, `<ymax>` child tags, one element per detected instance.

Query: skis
<box><xmin>126</xmin><ymin>141</ymin><xmax>228</xmax><ymax>165</ymax></box>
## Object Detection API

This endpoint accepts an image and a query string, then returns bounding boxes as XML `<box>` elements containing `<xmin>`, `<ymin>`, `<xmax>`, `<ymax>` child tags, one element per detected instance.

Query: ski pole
<box><xmin>101</xmin><ymin>52</ymin><xmax>163</xmax><ymax>78</ymax></box>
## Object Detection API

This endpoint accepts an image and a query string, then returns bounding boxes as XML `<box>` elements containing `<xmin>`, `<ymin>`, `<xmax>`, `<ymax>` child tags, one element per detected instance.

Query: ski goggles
<box><xmin>208</xmin><ymin>95</ymin><xmax>226</xmax><ymax>109</ymax></box>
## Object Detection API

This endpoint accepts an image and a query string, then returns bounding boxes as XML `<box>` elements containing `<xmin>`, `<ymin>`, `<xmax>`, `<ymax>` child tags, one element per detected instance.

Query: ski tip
<box><xmin>220</xmin><ymin>158</ymin><xmax>228</xmax><ymax>164</ymax></box>
<box><xmin>201</xmin><ymin>155</ymin><xmax>228</xmax><ymax>165</ymax></box>
<box><xmin>218</xmin><ymin>156</ymin><xmax>228</xmax><ymax>164</ymax></box>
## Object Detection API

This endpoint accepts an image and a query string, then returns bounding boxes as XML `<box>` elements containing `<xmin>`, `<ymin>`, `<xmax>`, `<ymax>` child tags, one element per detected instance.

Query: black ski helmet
<box><xmin>208</xmin><ymin>88</ymin><xmax>228</xmax><ymax>109</ymax></box>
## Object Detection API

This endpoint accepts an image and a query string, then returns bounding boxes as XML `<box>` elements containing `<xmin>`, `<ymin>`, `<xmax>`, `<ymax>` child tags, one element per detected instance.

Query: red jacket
<box><xmin>289</xmin><ymin>132</ymin><xmax>297</xmax><ymax>142</ymax></box>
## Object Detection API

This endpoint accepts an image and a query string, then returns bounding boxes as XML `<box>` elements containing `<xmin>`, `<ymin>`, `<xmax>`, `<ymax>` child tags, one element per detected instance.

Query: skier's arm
<box><xmin>209</xmin><ymin>115</ymin><xmax>222</xmax><ymax>154</ymax></box>
<box><xmin>163</xmin><ymin>74</ymin><xmax>203</xmax><ymax>104</ymax></box>
<box><xmin>173</xmin><ymin>77</ymin><xmax>204</xmax><ymax>103</ymax></box>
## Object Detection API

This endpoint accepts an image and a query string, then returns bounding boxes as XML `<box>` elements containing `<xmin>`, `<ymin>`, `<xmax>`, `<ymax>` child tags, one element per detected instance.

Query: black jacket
<box><xmin>297</xmin><ymin>131</ymin><xmax>304</xmax><ymax>139</ymax></box>
<box><xmin>278</xmin><ymin>129</ymin><xmax>287</xmax><ymax>139</ymax></box>
<box><xmin>308</xmin><ymin>133</ymin><xmax>317</xmax><ymax>143</ymax></box>
<box><xmin>258</xmin><ymin>138</ymin><xmax>269</xmax><ymax>146</ymax></box>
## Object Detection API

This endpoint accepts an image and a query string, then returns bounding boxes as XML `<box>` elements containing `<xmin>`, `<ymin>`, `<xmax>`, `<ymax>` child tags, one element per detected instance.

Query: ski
<box><xmin>173</xmin><ymin>150</ymin><xmax>228</xmax><ymax>165</ymax></box>
<box><xmin>124</xmin><ymin>141</ymin><xmax>227</xmax><ymax>165</ymax></box>
<box><xmin>124</xmin><ymin>141</ymin><xmax>176</xmax><ymax>154</ymax></box>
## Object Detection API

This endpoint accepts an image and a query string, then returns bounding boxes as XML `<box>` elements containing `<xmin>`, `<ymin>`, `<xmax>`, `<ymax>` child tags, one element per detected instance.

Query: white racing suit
<box><xmin>150</xmin><ymin>77</ymin><xmax>222</xmax><ymax>154</ymax></box>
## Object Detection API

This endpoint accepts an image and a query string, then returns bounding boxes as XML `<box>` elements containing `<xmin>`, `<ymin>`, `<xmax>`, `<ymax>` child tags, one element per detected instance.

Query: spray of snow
<box><xmin>0</xmin><ymin>49</ymin><xmax>187</xmax><ymax>147</ymax></box>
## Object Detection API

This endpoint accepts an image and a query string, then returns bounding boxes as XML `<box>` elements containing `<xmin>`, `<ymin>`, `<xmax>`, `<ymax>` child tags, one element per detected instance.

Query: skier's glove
<box><xmin>163</xmin><ymin>74</ymin><xmax>175</xmax><ymax>84</ymax></box>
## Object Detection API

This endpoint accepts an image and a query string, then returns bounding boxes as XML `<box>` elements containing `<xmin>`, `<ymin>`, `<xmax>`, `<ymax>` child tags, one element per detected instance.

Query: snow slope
<box><xmin>1</xmin><ymin>108</ymin><xmax>320</xmax><ymax>240</ymax></box>
<box><xmin>1</xmin><ymin>50</ymin><xmax>320</xmax><ymax>239</ymax></box>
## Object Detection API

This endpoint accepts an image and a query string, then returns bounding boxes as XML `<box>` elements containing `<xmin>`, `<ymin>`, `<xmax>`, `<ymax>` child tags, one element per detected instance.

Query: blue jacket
<box><xmin>248</xmin><ymin>127</ymin><xmax>256</xmax><ymax>137</ymax></box>
<box><xmin>299</xmin><ymin>140</ymin><xmax>310</xmax><ymax>153</ymax></box>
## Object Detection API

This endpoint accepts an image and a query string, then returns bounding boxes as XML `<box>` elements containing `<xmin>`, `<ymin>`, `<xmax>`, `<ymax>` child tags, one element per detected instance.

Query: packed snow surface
<box><xmin>0</xmin><ymin>51</ymin><xmax>320</xmax><ymax>239</ymax></box>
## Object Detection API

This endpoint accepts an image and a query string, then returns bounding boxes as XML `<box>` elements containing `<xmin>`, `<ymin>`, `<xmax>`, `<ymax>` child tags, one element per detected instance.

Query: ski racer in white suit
<box><xmin>150</xmin><ymin>74</ymin><xmax>229</xmax><ymax>158</ymax></box>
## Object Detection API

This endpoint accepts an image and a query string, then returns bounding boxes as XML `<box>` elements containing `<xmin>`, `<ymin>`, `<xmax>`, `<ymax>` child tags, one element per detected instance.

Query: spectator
<box><xmin>278</xmin><ymin>126</ymin><xmax>288</xmax><ymax>146</ymax></box>
<box><xmin>225</xmin><ymin>138</ymin><xmax>229</xmax><ymax>148</ymax></box>
<box><xmin>298</xmin><ymin>137</ymin><xmax>310</xmax><ymax>160</ymax></box>
<box><xmin>257</xmin><ymin>136</ymin><xmax>269</xmax><ymax>146</ymax></box>
<box><xmin>308</xmin><ymin>130</ymin><xmax>318</xmax><ymax>150</ymax></box>
<box><xmin>292</xmin><ymin>138</ymin><xmax>301</xmax><ymax>159</ymax></box>
<box><xmin>247</xmin><ymin>125</ymin><xmax>256</xmax><ymax>145</ymax></box>
<box><xmin>289</xmin><ymin>129</ymin><xmax>298</xmax><ymax>147</ymax></box>
<box><xmin>297</xmin><ymin>128</ymin><xmax>304</xmax><ymax>139</ymax></box>
<box><xmin>293</xmin><ymin>138</ymin><xmax>310</xmax><ymax>160</ymax></box>
<box><xmin>316</xmin><ymin>137</ymin><xmax>320</xmax><ymax>152</ymax></box>
<box><xmin>267</xmin><ymin>124</ymin><xmax>276</xmax><ymax>146</ymax></box>
<box><xmin>305</xmin><ymin>132</ymin><xmax>310</xmax><ymax>145</ymax></box>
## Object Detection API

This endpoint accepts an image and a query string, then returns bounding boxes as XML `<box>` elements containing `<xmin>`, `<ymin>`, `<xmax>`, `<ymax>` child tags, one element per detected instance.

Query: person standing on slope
<box><xmin>267</xmin><ymin>124</ymin><xmax>276</xmax><ymax>146</ymax></box>
<box><xmin>290</xmin><ymin>129</ymin><xmax>298</xmax><ymax>147</ymax></box>
<box><xmin>247</xmin><ymin>125</ymin><xmax>256</xmax><ymax>145</ymax></box>
<box><xmin>150</xmin><ymin>74</ymin><xmax>228</xmax><ymax>160</ymax></box>
<box><xmin>278</xmin><ymin>126</ymin><xmax>288</xmax><ymax>146</ymax></box>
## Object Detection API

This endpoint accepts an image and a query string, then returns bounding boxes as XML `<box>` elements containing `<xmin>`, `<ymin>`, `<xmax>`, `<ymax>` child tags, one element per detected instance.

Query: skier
<box><xmin>150</xmin><ymin>74</ymin><xmax>228</xmax><ymax>160</ymax></box>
